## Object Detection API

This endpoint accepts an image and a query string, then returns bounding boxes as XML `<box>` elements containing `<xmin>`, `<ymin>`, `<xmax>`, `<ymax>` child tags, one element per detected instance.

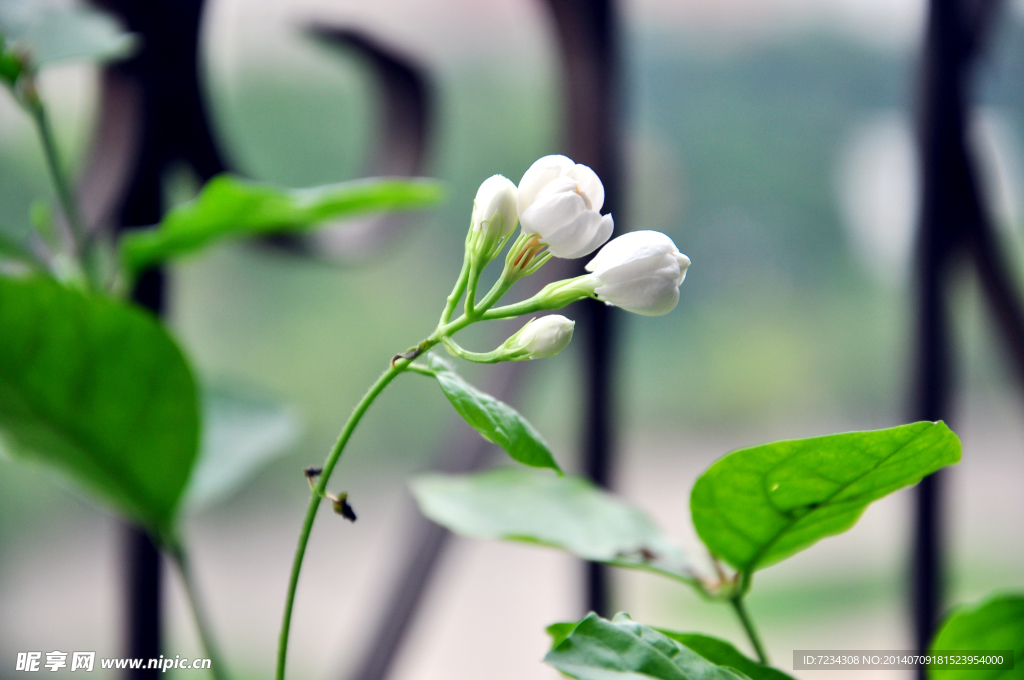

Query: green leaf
<box><xmin>929</xmin><ymin>592</ymin><xmax>1024</xmax><ymax>680</ymax></box>
<box><xmin>426</xmin><ymin>355</ymin><xmax>560</xmax><ymax>472</ymax></box>
<box><xmin>544</xmin><ymin>613</ymin><xmax>751</xmax><ymax>680</ymax></box>
<box><xmin>656</xmin><ymin>631</ymin><xmax>795</xmax><ymax>680</ymax></box>
<box><xmin>184</xmin><ymin>384</ymin><xmax>300</xmax><ymax>511</ymax></box>
<box><xmin>119</xmin><ymin>174</ymin><xmax>444</xmax><ymax>275</ymax></box>
<box><xmin>691</xmin><ymin>422</ymin><xmax>960</xmax><ymax>572</ymax></box>
<box><xmin>0</xmin><ymin>276</ymin><xmax>198</xmax><ymax>537</ymax></box>
<box><xmin>0</xmin><ymin>5</ymin><xmax>138</xmax><ymax>66</ymax></box>
<box><xmin>410</xmin><ymin>466</ymin><xmax>692</xmax><ymax>581</ymax></box>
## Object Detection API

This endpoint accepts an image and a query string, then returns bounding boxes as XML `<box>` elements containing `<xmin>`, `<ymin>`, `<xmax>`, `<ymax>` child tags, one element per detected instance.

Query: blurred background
<box><xmin>1</xmin><ymin>0</ymin><xmax>1023</xmax><ymax>679</ymax></box>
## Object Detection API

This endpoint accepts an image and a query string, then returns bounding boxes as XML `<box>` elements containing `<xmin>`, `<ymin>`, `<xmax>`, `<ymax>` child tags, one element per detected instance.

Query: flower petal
<box><xmin>586</xmin><ymin>230</ymin><xmax>678</xmax><ymax>274</ymax></box>
<box><xmin>567</xmin><ymin>163</ymin><xmax>605</xmax><ymax>212</ymax></box>
<box><xmin>521</xmin><ymin>190</ymin><xmax>586</xmax><ymax>239</ymax></box>
<box><xmin>517</xmin><ymin>155</ymin><xmax>575</xmax><ymax>215</ymax></box>
<box><xmin>596</xmin><ymin>275</ymin><xmax>681</xmax><ymax>316</ymax></box>
<box><xmin>553</xmin><ymin>212</ymin><xmax>614</xmax><ymax>259</ymax></box>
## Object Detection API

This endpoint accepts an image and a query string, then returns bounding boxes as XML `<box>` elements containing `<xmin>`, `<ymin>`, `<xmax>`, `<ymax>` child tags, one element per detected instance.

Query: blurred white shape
<box><xmin>838</xmin><ymin>107</ymin><xmax>1024</xmax><ymax>285</ymax></box>
<box><xmin>837</xmin><ymin>112</ymin><xmax>918</xmax><ymax>285</ymax></box>
<box><xmin>970</xmin><ymin>107</ymin><xmax>1023</xmax><ymax>233</ymax></box>
<box><xmin>628</xmin><ymin>0</ymin><xmax>925</xmax><ymax>52</ymax></box>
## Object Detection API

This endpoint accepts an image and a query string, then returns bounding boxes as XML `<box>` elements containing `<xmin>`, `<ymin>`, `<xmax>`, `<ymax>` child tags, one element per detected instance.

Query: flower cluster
<box><xmin>445</xmin><ymin>154</ymin><xmax>689</xmax><ymax>362</ymax></box>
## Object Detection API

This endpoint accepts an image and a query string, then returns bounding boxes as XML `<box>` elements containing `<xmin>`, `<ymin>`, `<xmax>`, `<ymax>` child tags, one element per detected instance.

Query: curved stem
<box><xmin>442</xmin><ymin>336</ymin><xmax>524</xmax><ymax>364</ymax></box>
<box><xmin>167</xmin><ymin>541</ymin><xmax>229</xmax><ymax>680</ymax></box>
<box><xmin>276</xmin><ymin>361</ymin><xmax>411</xmax><ymax>680</ymax></box>
<box><xmin>730</xmin><ymin>595</ymin><xmax>768</xmax><ymax>665</ymax></box>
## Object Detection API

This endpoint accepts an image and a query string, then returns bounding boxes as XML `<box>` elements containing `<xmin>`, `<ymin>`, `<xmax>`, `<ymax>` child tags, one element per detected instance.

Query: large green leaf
<box><xmin>184</xmin><ymin>384</ymin><xmax>300</xmax><ymax>511</ymax></box>
<box><xmin>656</xmin><ymin>631</ymin><xmax>794</xmax><ymax>680</ymax></box>
<box><xmin>425</xmin><ymin>355</ymin><xmax>560</xmax><ymax>472</ymax></box>
<box><xmin>929</xmin><ymin>593</ymin><xmax>1023</xmax><ymax>680</ymax></box>
<box><xmin>544</xmin><ymin>613</ymin><xmax>750</xmax><ymax>680</ymax></box>
<box><xmin>0</xmin><ymin>4</ymin><xmax>137</xmax><ymax>66</ymax></box>
<box><xmin>691</xmin><ymin>422</ymin><xmax>960</xmax><ymax>572</ymax></box>
<box><xmin>119</xmin><ymin>174</ymin><xmax>443</xmax><ymax>275</ymax></box>
<box><xmin>410</xmin><ymin>466</ymin><xmax>692</xmax><ymax>581</ymax></box>
<box><xmin>0</xmin><ymin>276</ymin><xmax>198</xmax><ymax>537</ymax></box>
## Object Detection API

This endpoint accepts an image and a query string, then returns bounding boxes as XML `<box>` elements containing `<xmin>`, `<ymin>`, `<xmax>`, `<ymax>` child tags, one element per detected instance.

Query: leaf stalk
<box><xmin>729</xmin><ymin>595</ymin><xmax>768</xmax><ymax>665</ymax></box>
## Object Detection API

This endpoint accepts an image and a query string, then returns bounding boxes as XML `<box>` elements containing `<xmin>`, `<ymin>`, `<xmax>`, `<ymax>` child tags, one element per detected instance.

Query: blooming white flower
<box><xmin>505</xmin><ymin>315</ymin><xmax>575</xmax><ymax>359</ymax></box>
<box><xmin>468</xmin><ymin>174</ymin><xmax>519</xmax><ymax>262</ymax></box>
<box><xmin>517</xmin><ymin>155</ymin><xmax>614</xmax><ymax>259</ymax></box>
<box><xmin>584</xmin><ymin>231</ymin><xmax>690</xmax><ymax>316</ymax></box>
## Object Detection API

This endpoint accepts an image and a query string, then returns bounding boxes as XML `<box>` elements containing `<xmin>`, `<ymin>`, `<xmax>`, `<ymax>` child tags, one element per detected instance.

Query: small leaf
<box><xmin>410</xmin><ymin>467</ymin><xmax>692</xmax><ymax>581</ymax></box>
<box><xmin>426</xmin><ymin>355</ymin><xmax>560</xmax><ymax>472</ymax></box>
<box><xmin>929</xmin><ymin>592</ymin><xmax>1024</xmax><ymax>680</ymax></box>
<box><xmin>1</xmin><ymin>5</ymin><xmax>138</xmax><ymax>66</ymax></box>
<box><xmin>119</xmin><ymin>174</ymin><xmax>444</xmax><ymax>275</ymax></box>
<box><xmin>184</xmin><ymin>384</ymin><xmax>300</xmax><ymax>511</ymax></box>
<box><xmin>547</xmin><ymin>622</ymin><xmax>581</xmax><ymax>650</ymax></box>
<box><xmin>545</xmin><ymin>613</ymin><xmax>750</xmax><ymax>680</ymax></box>
<box><xmin>0</xmin><ymin>276</ymin><xmax>198</xmax><ymax>537</ymax></box>
<box><xmin>691</xmin><ymin>422</ymin><xmax>961</xmax><ymax>573</ymax></box>
<box><xmin>656</xmin><ymin>631</ymin><xmax>795</xmax><ymax>680</ymax></box>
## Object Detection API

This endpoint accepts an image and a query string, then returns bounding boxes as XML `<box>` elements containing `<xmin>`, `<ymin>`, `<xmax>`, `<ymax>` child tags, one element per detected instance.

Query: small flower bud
<box><xmin>0</xmin><ymin>37</ymin><xmax>26</xmax><ymax>87</ymax></box>
<box><xmin>502</xmin><ymin>315</ymin><xmax>575</xmax><ymax>360</ymax></box>
<box><xmin>467</xmin><ymin>174</ymin><xmax>518</xmax><ymax>264</ymax></box>
<box><xmin>517</xmin><ymin>155</ymin><xmax>614</xmax><ymax>259</ymax></box>
<box><xmin>584</xmin><ymin>231</ymin><xmax>690</xmax><ymax>316</ymax></box>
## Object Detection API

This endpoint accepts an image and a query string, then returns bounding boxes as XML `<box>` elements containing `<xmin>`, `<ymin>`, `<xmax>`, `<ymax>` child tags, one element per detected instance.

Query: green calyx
<box><xmin>0</xmin><ymin>35</ymin><xmax>25</xmax><ymax>86</ymax></box>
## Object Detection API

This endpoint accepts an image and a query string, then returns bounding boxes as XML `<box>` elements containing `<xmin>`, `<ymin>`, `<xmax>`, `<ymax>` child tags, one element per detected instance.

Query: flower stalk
<box><xmin>276</xmin><ymin>155</ymin><xmax>691</xmax><ymax>680</ymax></box>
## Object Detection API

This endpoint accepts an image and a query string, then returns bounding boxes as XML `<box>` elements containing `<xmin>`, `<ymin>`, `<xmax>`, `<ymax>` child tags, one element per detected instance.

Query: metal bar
<box><xmin>83</xmin><ymin>0</ymin><xmax>228</xmax><ymax>673</ymax></box>
<box><xmin>544</xmin><ymin>0</ymin><xmax>622</xmax><ymax>618</ymax></box>
<box><xmin>911</xmin><ymin>0</ymin><xmax>1004</xmax><ymax>668</ymax></box>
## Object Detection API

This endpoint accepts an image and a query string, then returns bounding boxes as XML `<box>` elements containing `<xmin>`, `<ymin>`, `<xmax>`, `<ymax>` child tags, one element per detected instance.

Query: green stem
<box><xmin>168</xmin><ymin>541</ymin><xmax>229</xmax><ymax>680</ymax></box>
<box><xmin>474</xmin><ymin>276</ymin><xmax>514</xmax><ymax>316</ymax></box>
<box><xmin>440</xmin><ymin>253</ymin><xmax>471</xmax><ymax>325</ymax></box>
<box><xmin>276</xmin><ymin>361</ymin><xmax>412</xmax><ymax>680</ymax></box>
<box><xmin>26</xmin><ymin>96</ymin><xmax>87</xmax><ymax>254</ymax></box>
<box><xmin>405</xmin><ymin>361</ymin><xmax>435</xmax><ymax>377</ymax></box>
<box><xmin>465</xmin><ymin>261</ymin><xmax>479</xmax><ymax>316</ymax></box>
<box><xmin>730</xmin><ymin>595</ymin><xmax>768</xmax><ymax>665</ymax></box>
<box><xmin>481</xmin><ymin>275</ymin><xmax>596</xmax><ymax>321</ymax></box>
<box><xmin>480</xmin><ymin>297</ymin><xmax>546</xmax><ymax>321</ymax></box>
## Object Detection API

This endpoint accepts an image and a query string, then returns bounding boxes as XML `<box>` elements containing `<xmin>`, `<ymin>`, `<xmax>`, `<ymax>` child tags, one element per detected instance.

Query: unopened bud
<box><xmin>501</xmin><ymin>315</ymin><xmax>575</xmax><ymax>360</ymax></box>
<box><xmin>584</xmin><ymin>230</ymin><xmax>690</xmax><ymax>316</ymax></box>
<box><xmin>466</xmin><ymin>174</ymin><xmax>518</xmax><ymax>265</ymax></box>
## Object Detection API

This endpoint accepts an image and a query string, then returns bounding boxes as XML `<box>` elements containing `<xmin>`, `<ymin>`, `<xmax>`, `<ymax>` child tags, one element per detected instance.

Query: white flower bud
<box><xmin>584</xmin><ymin>231</ymin><xmax>690</xmax><ymax>316</ymax></box>
<box><xmin>505</xmin><ymin>315</ymin><xmax>575</xmax><ymax>359</ymax></box>
<box><xmin>517</xmin><ymin>155</ymin><xmax>614</xmax><ymax>259</ymax></box>
<box><xmin>469</xmin><ymin>174</ymin><xmax>519</xmax><ymax>262</ymax></box>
